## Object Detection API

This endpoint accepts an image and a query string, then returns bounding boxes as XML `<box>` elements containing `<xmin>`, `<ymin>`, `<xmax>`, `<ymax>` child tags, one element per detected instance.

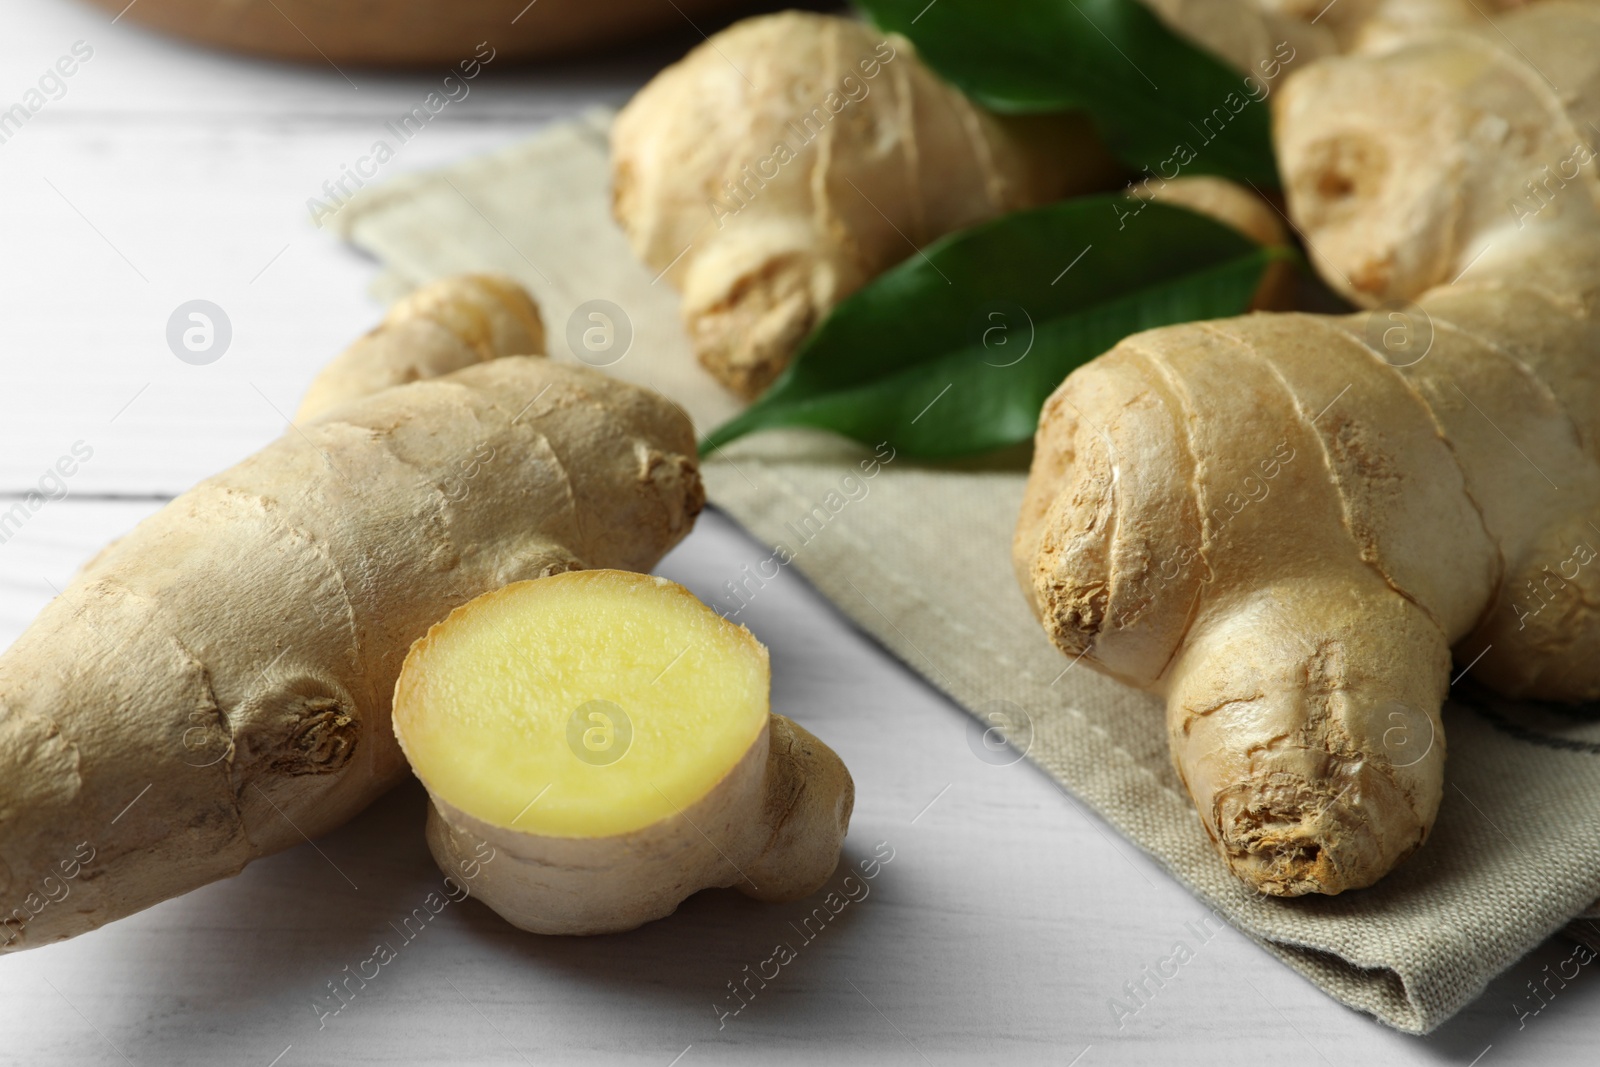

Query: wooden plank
<box><xmin>0</xmin><ymin>120</ymin><xmax>553</xmax><ymax>494</ymax></box>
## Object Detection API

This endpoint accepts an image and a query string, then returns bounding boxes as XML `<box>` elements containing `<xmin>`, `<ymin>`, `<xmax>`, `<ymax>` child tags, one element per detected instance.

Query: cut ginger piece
<box><xmin>393</xmin><ymin>569</ymin><xmax>854</xmax><ymax>935</ymax></box>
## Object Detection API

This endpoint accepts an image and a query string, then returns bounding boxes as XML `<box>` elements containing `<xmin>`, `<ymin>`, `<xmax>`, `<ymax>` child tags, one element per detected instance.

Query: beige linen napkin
<box><xmin>329</xmin><ymin>111</ymin><xmax>1600</xmax><ymax>1034</ymax></box>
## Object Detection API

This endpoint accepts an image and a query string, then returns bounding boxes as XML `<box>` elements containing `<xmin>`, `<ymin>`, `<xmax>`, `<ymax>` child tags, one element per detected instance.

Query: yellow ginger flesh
<box><xmin>395</xmin><ymin>571</ymin><xmax>768</xmax><ymax>838</ymax></box>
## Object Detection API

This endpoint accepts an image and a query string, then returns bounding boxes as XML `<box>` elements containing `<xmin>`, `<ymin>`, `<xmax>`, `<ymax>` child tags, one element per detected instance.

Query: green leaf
<box><xmin>700</xmin><ymin>196</ymin><xmax>1290</xmax><ymax>459</ymax></box>
<box><xmin>858</xmin><ymin>0</ymin><xmax>1279</xmax><ymax>186</ymax></box>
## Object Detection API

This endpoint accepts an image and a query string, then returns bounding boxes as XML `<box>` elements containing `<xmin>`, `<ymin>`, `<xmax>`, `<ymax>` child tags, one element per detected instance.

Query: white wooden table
<box><xmin>0</xmin><ymin>2</ymin><xmax>1592</xmax><ymax>1063</ymax></box>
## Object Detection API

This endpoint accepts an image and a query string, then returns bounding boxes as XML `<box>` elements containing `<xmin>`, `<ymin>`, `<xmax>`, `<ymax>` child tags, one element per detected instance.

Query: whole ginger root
<box><xmin>0</xmin><ymin>276</ymin><xmax>704</xmax><ymax>951</ymax></box>
<box><xmin>1016</xmin><ymin>1</ymin><xmax>1600</xmax><ymax>895</ymax></box>
<box><xmin>1277</xmin><ymin>0</ymin><xmax>1600</xmax><ymax>306</ymax></box>
<box><xmin>611</xmin><ymin>11</ymin><xmax>1122</xmax><ymax>400</ymax></box>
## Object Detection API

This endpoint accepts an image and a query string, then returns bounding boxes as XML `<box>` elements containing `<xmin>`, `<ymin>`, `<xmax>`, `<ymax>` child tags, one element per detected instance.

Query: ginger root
<box><xmin>1125</xmin><ymin>175</ymin><xmax>1297</xmax><ymax>310</ymax></box>
<box><xmin>0</xmin><ymin>276</ymin><xmax>703</xmax><ymax>951</ymax></box>
<box><xmin>1141</xmin><ymin>0</ymin><xmax>1337</xmax><ymax>72</ymax></box>
<box><xmin>393</xmin><ymin>570</ymin><xmax>853</xmax><ymax>934</ymax></box>
<box><xmin>296</xmin><ymin>274</ymin><xmax>545</xmax><ymax>422</ymax></box>
<box><xmin>1277</xmin><ymin>0</ymin><xmax>1600</xmax><ymax>306</ymax></box>
<box><xmin>611</xmin><ymin>10</ymin><xmax>1122</xmax><ymax>400</ymax></box>
<box><xmin>1016</xmin><ymin>1</ymin><xmax>1600</xmax><ymax>895</ymax></box>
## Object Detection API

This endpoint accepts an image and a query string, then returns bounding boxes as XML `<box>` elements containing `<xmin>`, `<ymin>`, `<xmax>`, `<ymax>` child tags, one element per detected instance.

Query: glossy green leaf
<box><xmin>858</xmin><ymin>0</ymin><xmax>1280</xmax><ymax>186</ymax></box>
<box><xmin>701</xmin><ymin>196</ymin><xmax>1291</xmax><ymax>459</ymax></box>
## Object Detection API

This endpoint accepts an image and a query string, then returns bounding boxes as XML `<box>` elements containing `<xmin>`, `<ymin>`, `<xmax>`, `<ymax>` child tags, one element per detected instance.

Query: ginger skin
<box><xmin>296</xmin><ymin>274</ymin><xmax>545</xmax><ymax>422</ymax></box>
<box><xmin>423</xmin><ymin>713</ymin><xmax>853</xmax><ymax>934</ymax></box>
<box><xmin>1277</xmin><ymin>0</ymin><xmax>1600</xmax><ymax>306</ymax></box>
<box><xmin>1125</xmin><ymin>176</ymin><xmax>1297</xmax><ymax>310</ymax></box>
<box><xmin>611</xmin><ymin>11</ymin><xmax>1122</xmax><ymax>400</ymax></box>
<box><xmin>1017</xmin><ymin>2</ymin><xmax>1600</xmax><ymax>895</ymax></box>
<box><xmin>0</xmin><ymin>277</ymin><xmax>703</xmax><ymax>951</ymax></box>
